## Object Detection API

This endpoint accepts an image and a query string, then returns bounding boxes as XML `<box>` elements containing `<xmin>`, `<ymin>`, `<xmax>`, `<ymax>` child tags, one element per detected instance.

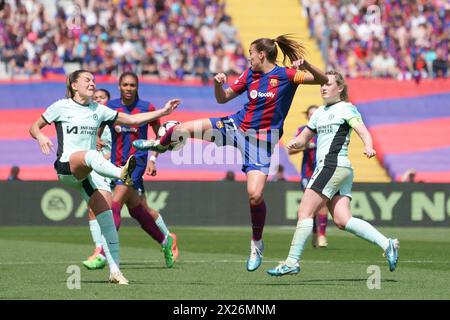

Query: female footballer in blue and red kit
<box><xmin>107</xmin><ymin>72</ymin><xmax>178</xmax><ymax>268</ymax></box>
<box><xmin>134</xmin><ymin>35</ymin><xmax>328</xmax><ymax>272</ymax></box>
<box><xmin>291</xmin><ymin>105</ymin><xmax>328</xmax><ymax>248</ymax></box>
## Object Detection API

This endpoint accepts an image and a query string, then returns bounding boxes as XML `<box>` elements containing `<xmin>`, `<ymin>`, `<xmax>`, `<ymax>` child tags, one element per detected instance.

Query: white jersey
<box><xmin>42</xmin><ymin>98</ymin><xmax>118</xmax><ymax>163</ymax></box>
<box><xmin>307</xmin><ymin>101</ymin><xmax>361</xmax><ymax>169</ymax></box>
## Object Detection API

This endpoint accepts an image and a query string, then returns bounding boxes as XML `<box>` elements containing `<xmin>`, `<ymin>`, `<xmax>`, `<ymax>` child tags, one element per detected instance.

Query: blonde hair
<box><xmin>65</xmin><ymin>70</ymin><xmax>91</xmax><ymax>98</ymax></box>
<box><xmin>251</xmin><ymin>34</ymin><xmax>306</xmax><ymax>65</ymax></box>
<box><xmin>325</xmin><ymin>70</ymin><xmax>348</xmax><ymax>101</ymax></box>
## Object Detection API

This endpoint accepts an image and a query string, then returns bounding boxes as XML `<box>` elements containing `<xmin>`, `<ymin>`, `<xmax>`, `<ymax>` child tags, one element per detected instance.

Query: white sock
<box><xmin>96</xmin><ymin>210</ymin><xmax>120</xmax><ymax>273</ymax></box>
<box><xmin>84</xmin><ymin>150</ymin><xmax>121</xmax><ymax>179</ymax></box>
<box><xmin>88</xmin><ymin>219</ymin><xmax>103</xmax><ymax>248</ymax></box>
<box><xmin>286</xmin><ymin>218</ymin><xmax>313</xmax><ymax>267</ymax></box>
<box><xmin>345</xmin><ymin>217</ymin><xmax>390</xmax><ymax>251</ymax></box>
<box><xmin>155</xmin><ymin>215</ymin><xmax>170</xmax><ymax>237</ymax></box>
<box><xmin>251</xmin><ymin>239</ymin><xmax>263</xmax><ymax>250</ymax></box>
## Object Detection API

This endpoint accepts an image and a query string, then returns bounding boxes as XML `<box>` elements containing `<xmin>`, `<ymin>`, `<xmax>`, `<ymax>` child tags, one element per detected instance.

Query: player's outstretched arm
<box><xmin>214</xmin><ymin>73</ymin><xmax>238</xmax><ymax>104</ymax></box>
<box><xmin>353</xmin><ymin>123</ymin><xmax>376</xmax><ymax>158</ymax></box>
<box><xmin>115</xmin><ymin>99</ymin><xmax>180</xmax><ymax>126</ymax></box>
<box><xmin>29</xmin><ymin>117</ymin><xmax>54</xmax><ymax>155</ymax></box>
<box><xmin>293</xmin><ymin>59</ymin><xmax>328</xmax><ymax>85</ymax></box>
<box><xmin>286</xmin><ymin>127</ymin><xmax>315</xmax><ymax>152</ymax></box>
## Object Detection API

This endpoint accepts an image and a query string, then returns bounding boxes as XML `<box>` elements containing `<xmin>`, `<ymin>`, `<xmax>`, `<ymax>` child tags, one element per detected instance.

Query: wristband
<box><xmin>149</xmin><ymin>155</ymin><xmax>157</xmax><ymax>163</ymax></box>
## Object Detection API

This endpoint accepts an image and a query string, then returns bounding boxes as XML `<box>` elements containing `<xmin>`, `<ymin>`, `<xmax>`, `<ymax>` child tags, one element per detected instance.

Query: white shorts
<box><xmin>307</xmin><ymin>166</ymin><xmax>353</xmax><ymax>200</ymax></box>
<box><xmin>58</xmin><ymin>171</ymin><xmax>111</xmax><ymax>202</ymax></box>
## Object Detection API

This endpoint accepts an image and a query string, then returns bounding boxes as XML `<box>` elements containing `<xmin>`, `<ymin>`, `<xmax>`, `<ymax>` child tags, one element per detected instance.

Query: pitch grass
<box><xmin>0</xmin><ymin>226</ymin><xmax>449</xmax><ymax>300</ymax></box>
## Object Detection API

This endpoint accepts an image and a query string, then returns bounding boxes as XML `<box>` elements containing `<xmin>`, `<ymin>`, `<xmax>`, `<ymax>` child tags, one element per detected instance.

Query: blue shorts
<box><xmin>115</xmin><ymin>156</ymin><xmax>146</xmax><ymax>194</ymax></box>
<box><xmin>209</xmin><ymin>116</ymin><xmax>275</xmax><ymax>175</ymax></box>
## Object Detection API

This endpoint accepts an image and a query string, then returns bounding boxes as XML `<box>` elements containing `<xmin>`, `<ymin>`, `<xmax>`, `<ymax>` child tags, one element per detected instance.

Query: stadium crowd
<box><xmin>301</xmin><ymin>0</ymin><xmax>450</xmax><ymax>79</ymax></box>
<box><xmin>0</xmin><ymin>0</ymin><xmax>248</xmax><ymax>81</ymax></box>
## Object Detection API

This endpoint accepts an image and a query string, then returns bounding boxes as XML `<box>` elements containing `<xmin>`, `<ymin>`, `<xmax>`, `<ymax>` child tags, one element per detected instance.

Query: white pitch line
<box><xmin>0</xmin><ymin>259</ymin><xmax>446</xmax><ymax>265</ymax></box>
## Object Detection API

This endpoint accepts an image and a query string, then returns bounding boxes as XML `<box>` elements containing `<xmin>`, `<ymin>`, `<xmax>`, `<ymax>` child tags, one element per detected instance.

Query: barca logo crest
<box><xmin>270</xmin><ymin>79</ymin><xmax>278</xmax><ymax>87</ymax></box>
<box><xmin>216</xmin><ymin>121</ymin><xmax>224</xmax><ymax>129</ymax></box>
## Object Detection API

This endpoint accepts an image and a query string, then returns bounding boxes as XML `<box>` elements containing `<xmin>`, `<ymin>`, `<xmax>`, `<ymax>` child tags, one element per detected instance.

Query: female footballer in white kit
<box><xmin>267</xmin><ymin>71</ymin><xmax>399</xmax><ymax>277</ymax></box>
<box><xmin>29</xmin><ymin>70</ymin><xmax>180</xmax><ymax>284</ymax></box>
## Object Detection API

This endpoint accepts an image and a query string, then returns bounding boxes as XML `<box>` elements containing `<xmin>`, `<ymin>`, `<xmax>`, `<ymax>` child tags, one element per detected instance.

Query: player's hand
<box><xmin>96</xmin><ymin>138</ymin><xmax>106</xmax><ymax>151</ymax></box>
<box><xmin>292</xmin><ymin>58</ymin><xmax>309</xmax><ymax>70</ymax></box>
<box><xmin>162</xmin><ymin>99</ymin><xmax>181</xmax><ymax>116</ymax></box>
<box><xmin>38</xmin><ymin>135</ymin><xmax>54</xmax><ymax>155</ymax></box>
<box><xmin>146</xmin><ymin>159</ymin><xmax>157</xmax><ymax>176</ymax></box>
<box><xmin>286</xmin><ymin>139</ymin><xmax>302</xmax><ymax>151</ymax></box>
<box><xmin>214</xmin><ymin>73</ymin><xmax>227</xmax><ymax>85</ymax></box>
<box><xmin>364</xmin><ymin>147</ymin><xmax>376</xmax><ymax>158</ymax></box>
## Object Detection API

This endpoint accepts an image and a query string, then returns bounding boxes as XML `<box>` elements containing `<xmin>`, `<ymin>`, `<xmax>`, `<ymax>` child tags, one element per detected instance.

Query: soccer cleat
<box><xmin>109</xmin><ymin>271</ymin><xmax>129</xmax><ymax>285</ymax></box>
<box><xmin>318</xmin><ymin>235</ymin><xmax>328</xmax><ymax>248</ymax></box>
<box><xmin>133</xmin><ymin>139</ymin><xmax>169</xmax><ymax>153</ymax></box>
<box><xmin>267</xmin><ymin>262</ymin><xmax>300</xmax><ymax>277</ymax></box>
<box><xmin>162</xmin><ymin>234</ymin><xmax>175</xmax><ymax>268</ymax></box>
<box><xmin>120</xmin><ymin>155</ymin><xmax>136</xmax><ymax>187</ymax></box>
<box><xmin>246</xmin><ymin>241</ymin><xmax>264</xmax><ymax>272</ymax></box>
<box><xmin>169</xmin><ymin>232</ymin><xmax>179</xmax><ymax>262</ymax></box>
<box><xmin>83</xmin><ymin>255</ymin><xmax>106</xmax><ymax>270</ymax></box>
<box><xmin>82</xmin><ymin>247</ymin><xmax>106</xmax><ymax>270</ymax></box>
<box><xmin>384</xmin><ymin>238</ymin><xmax>399</xmax><ymax>272</ymax></box>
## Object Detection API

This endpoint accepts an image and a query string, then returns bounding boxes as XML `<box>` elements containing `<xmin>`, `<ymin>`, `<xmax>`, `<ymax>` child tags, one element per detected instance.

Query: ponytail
<box><xmin>251</xmin><ymin>34</ymin><xmax>306</xmax><ymax>65</ymax></box>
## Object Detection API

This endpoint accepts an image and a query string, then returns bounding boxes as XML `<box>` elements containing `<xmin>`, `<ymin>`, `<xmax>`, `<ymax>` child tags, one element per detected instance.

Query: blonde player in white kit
<box><xmin>29</xmin><ymin>70</ymin><xmax>180</xmax><ymax>284</ymax></box>
<box><xmin>267</xmin><ymin>71</ymin><xmax>399</xmax><ymax>277</ymax></box>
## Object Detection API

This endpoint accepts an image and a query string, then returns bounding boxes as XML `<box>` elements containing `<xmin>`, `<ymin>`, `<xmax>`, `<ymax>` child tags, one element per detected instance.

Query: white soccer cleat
<box><xmin>109</xmin><ymin>271</ymin><xmax>129</xmax><ymax>285</ymax></box>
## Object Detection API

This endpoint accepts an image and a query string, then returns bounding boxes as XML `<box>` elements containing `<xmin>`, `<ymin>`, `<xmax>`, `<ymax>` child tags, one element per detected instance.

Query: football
<box><xmin>157</xmin><ymin>120</ymin><xmax>183</xmax><ymax>150</ymax></box>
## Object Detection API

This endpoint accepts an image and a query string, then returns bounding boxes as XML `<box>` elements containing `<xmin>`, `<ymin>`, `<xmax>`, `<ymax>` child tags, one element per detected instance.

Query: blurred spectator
<box><xmin>301</xmin><ymin>0</ymin><xmax>450</xmax><ymax>79</ymax></box>
<box><xmin>272</xmin><ymin>165</ymin><xmax>286</xmax><ymax>182</ymax></box>
<box><xmin>222</xmin><ymin>170</ymin><xmax>235</xmax><ymax>181</ymax></box>
<box><xmin>0</xmin><ymin>0</ymin><xmax>248</xmax><ymax>80</ymax></box>
<box><xmin>401</xmin><ymin>168</ymin><xmax>417</xmax><ymax>183</ymax></box>
<box><xmin>7</xmin><ymin>166</ymin><xmax>21</xmax><ymax>181</ymax></box>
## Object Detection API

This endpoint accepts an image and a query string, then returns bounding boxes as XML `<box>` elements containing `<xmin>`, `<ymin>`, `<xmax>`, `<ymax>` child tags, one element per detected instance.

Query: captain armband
<box><xmin>293</xmin><ymin>71</ymin><xmax>307</xmax><ymax>84</ymax></box>
<box><xmin>348</xmin><ymin>116</ymin><xmax>364</xmax><ymax>128</ymax></box>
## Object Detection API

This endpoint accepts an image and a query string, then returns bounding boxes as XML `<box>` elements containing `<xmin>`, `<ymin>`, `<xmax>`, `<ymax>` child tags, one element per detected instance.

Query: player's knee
<box><xmin>248</xmin><ymin>191</ymin><xmax>263</xmax><ymax>206</ymax></box>
<box><xmin>333</xmin><ymin>217</ymin><xmax>346</xmax><ymax>230</ymax></box>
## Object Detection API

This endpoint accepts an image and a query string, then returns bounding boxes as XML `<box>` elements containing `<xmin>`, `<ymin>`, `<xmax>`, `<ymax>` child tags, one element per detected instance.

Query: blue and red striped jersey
<box><xmin>230</xmin><ymin>66</ymin><xmax>305</xmax><ymax>138</ymax></box>
<box><xmin>108</xmin><ymin>98</ymin><xmax>160</xmax><ymax>166</ymax></box>
<box><xmin>296</xmin><ymin>125</ymin><xmax>317</xmax><ymax>179</ymax></box>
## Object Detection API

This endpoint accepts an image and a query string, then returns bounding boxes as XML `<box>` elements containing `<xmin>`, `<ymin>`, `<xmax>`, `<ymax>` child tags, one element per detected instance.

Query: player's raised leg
<box><xmin>330</xmin><ymin>195</ymin><xmax>399</xmax><ymax>272</ymax></box>
<box><xmin>69</xmin><ymin>150</ymin><xmax>135</xmax><ymax>186</ymax></box>
<box><xmin>133</xmin><ymin>119</ymin><xmax>213</xmax><ymax>152</ymax></box>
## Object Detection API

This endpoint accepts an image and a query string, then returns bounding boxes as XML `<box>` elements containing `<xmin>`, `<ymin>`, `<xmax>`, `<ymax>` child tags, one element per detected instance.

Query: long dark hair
<box><xmin>65</xmin><ymin>69</ymin><xmax>91</xmax><ymax>98</ymax></box>
<box><xmin>251</xmin><ymin>34</ymin><xmax>307</xmax><ymax>65</ymax></box>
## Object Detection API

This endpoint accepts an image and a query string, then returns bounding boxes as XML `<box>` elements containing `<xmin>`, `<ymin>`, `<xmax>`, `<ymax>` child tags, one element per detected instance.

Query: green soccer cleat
<box><xmin>82</xmin><ymin>255</ymin><xmax>107</xmax><ymax>270</ymax></box>
<box><xmin>162</xmin><ymin>234</ymin><xmax>175</xmax><ymax>268</ymax></box>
